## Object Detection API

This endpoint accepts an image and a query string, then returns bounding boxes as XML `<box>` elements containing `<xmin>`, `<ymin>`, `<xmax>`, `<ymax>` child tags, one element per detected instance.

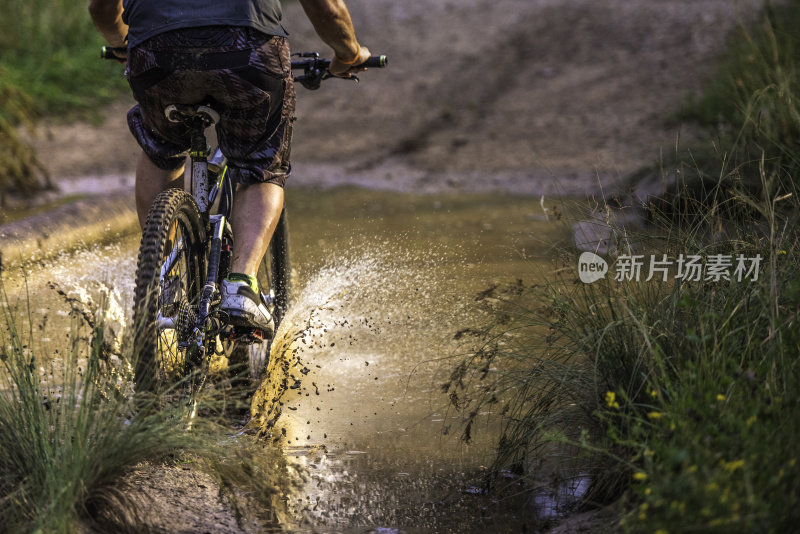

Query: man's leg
<box><xmin>220</xmin><ymin>181</ymin><xmax>283</xmax><ymax>333</ymax></box>
<box><xmin>229</xmin><ymin>181</ymin><xmax>284</xmax><ymax>278</ymax></box>
<box><xmin>135</xmin><ymin>151</ymin><xmax>185</xmax><ymax>228</ymax></box>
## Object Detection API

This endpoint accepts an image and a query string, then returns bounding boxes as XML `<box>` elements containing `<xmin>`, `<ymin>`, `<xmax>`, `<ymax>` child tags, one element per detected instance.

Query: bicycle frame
<box><xmin>163</xmin><ymin>104</ymin><xmax>240</xmax><ymax>352</ymax></box>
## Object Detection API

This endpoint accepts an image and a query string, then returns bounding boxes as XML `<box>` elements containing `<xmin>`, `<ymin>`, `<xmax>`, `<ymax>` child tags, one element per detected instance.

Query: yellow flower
<box><xmin>650</xmin><ymin>389</ymin><xmax>658</xmax><ymax>398</ymax></box>
<box><xmin>706</xmin><ymin>482</ymin><xmax>719</xmax><ymax>493</ymax></box>
<box><xmin>645</xmin><ymin>488</ymin><xmax>652</xmax><ymax>496</ymax></box>
<box><xmin>716</xmin><ymin>394</ymin><xmax>726</xmax><ymax>401</ymax></box>
<box><xmin>647</xmin><ymin>411</ymin><xmax>663</xmax><ymax>420</ymax></box>
<box><xmin>746</xmin><ymin>415</ymin><xmax>757</xmax><ymax>427</ymax></box>
<box><xmin>633</xmin><ymin>471</ymin><xmax>647</xmax><ymax>482</ymax></box>
<box><xmin>723</xmin><ymin>459</ymin><xmax>745</xmax><ymax>472</ymax></box>
<box><xmin>605</xmin><ymin>391</ymin><xmax>620</xmax><ymax>409</ymax></box>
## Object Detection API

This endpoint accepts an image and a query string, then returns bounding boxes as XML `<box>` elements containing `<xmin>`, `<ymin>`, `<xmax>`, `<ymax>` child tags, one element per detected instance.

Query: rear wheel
<box><xmin>228</xmin><ymin>208</ymin><xmax>290</xmax><ymax>380</ymax></box>
<box><xmin>133</xmin><ymin>189</ymin><xmax>206</xmax><ymax>393</ymax></box>
<box><xmin>271</xmin><ymin>207</ymin><xmax>291</xmax><ymax>324</ymax></box>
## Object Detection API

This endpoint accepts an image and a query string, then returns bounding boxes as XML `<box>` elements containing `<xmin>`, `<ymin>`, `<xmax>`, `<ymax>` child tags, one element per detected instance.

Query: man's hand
<box><xmin>329</xmin><ymin>45</ymin><xmax>371</xmax><ymax>77</ymax></box>
<box><xmin>299</xmin><ymin>0</ymin><xmax>369</xmax><ymax>77</ymax></box>
<box><xmin>88</xmin><ymin>0</ymin><xmax>128</xmax><ymax>48</ymax></box>
<box><xmin>103</xmin><ymin>46</ymin><xmax>128</xmax><ymax>65</ymax></box>
<box><xmin>112</xmin><ymin>50</ymin><xmax>127</xmax><ymax>63</ymax></box>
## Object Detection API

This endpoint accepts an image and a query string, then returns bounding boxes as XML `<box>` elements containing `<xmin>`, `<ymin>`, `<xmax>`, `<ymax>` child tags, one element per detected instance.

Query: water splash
<box><xmin>249</xmin><ymin>240</ymin><xmax>475</xmax><ymax>436</ymax></box>
<box><xmin>1</xmin><ymin>241</ymin><xmax>137</xmax><ymax>359</ymax></box>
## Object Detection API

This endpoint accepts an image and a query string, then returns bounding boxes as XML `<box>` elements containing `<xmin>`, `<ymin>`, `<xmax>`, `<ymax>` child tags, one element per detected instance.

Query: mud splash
<box><xmin>1</xmin><ymin>238</ymin><xmax>137</xmax><ymax>361</ymax></box>
<box><xmin>250</xmin><ymin>241</ymin><xmax>474</xmax><ymax>437</ymax></box>
<box><xmin>246</xmin><ymin>240</ymin><xmax>533</xmax><ymax>531</ymax></box>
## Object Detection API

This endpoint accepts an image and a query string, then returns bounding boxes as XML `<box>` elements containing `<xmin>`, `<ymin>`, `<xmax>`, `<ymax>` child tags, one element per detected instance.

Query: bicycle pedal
<box><xmin>228</xmin><ymin>327</ymin><xmax>266</xmax><ymax>344</ymax></box>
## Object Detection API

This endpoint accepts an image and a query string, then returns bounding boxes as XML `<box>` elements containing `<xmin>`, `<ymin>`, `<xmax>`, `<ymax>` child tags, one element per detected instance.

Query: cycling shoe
<box><xmin>220</xmin><ymin>276</ymin><xmax>274</xmax><ymax>337</ymax></box>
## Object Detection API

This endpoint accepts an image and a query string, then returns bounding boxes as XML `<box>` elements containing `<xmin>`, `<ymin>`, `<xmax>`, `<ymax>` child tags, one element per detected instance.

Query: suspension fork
<box><xmin>183</xmin><ymin>214</ymin><xmax>226</xmax><ymax>351</ymax></box>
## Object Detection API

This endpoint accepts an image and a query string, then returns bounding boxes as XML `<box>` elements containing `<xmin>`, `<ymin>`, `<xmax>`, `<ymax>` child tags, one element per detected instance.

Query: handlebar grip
<box><xmin>362</xmin><ymin>55</ymin><xmax>388</xmax><ymax>68</ymax></box>
<box><xmin>101</xmin><ymin>46</ymin><xmax>126</xmax><ymax>59</ymax></box>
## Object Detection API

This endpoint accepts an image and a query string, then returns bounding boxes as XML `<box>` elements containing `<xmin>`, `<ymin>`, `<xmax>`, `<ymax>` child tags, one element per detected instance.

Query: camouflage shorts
<box><xmin>126</xmin><ymin>27</ymin><xmax>295</xmax><ymax>187</ymax></box>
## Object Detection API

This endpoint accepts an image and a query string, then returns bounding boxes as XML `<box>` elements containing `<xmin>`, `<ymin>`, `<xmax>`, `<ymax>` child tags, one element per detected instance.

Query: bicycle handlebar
<box><xmin>290</xmin><ymin>52</ymin><xmax>387</xmax><ymax>90</ymax></box>
<box><xmin>101</xmin><ymin>47</ymin><xmax>388</xmax><ymax>90</ymax></box>
<box><xmin>290</xmin><ymin>53</ymin><xmax>388</xmax><ymax>70</ymax></box>
<box><xmin>101</xmin><ymin>46</ymin><xmax>125</xmax><ymax>59</ymax></box>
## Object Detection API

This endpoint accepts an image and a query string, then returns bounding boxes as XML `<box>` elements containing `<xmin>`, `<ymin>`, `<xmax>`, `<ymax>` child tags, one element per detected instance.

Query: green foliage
<box><xmin>0</xmin><ymin>0</ymin><xmax>128</xmax><ymax>117</ymax></box>
<box><xmin>444</xmin><ymin>1</ymin><xmax>800</xmax><ymax>529</ymax></box>
<box><xmin>448</xmin><ymin>178</ymin><xmax>800</xmax><ymax>531</ymax></box>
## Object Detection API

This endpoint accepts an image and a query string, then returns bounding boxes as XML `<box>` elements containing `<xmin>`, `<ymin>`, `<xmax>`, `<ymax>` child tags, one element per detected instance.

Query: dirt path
<box><xmin>34</xmin><ymin>0</ymin><xmax>761</xmax><ymax>197</ymax></box>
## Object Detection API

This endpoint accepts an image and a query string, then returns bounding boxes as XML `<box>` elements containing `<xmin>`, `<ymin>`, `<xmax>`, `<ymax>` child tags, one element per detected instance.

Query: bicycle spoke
<box><xmin>160</xmin><ymin>236</ymin><xmax>185</xmax><ymax>279</ymax></box>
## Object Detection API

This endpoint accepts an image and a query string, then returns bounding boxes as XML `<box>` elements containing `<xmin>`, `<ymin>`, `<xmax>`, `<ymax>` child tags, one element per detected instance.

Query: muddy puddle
<box><xmin>1</xmin><ymin>187</ymin><xmax>576</xmax><ymax>532</ymax></box>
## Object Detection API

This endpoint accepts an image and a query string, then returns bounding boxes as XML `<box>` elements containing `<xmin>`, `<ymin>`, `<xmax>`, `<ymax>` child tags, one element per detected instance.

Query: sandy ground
<box><xmin>32</xmin><ymin>0</ymin><xmax>761</xmax><ymax>198</ymax></box>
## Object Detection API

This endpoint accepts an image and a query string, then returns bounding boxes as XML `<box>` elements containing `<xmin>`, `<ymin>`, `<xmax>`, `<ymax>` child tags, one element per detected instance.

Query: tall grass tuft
<box><xmin>671</xmin><ymin>0</ymin><xmax>800</xmax><ymax>195</ymax></box>
<box><xmin>447</xmin><ymin>170</ymin><xmax>800</xmax><ymax>530</ymax></box>
<box><xmin>0</xmin><ymin>282</ymin><xmax>289</xmax><ymax>532</ymax></box>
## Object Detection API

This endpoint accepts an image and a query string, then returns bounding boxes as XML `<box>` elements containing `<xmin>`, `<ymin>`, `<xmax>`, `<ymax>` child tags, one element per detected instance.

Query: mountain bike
<box><xmin>129</xmin><ymin>104</ymin><xmax>290</xmax><ymax>393</ymax></box>
<box><xmin>103</xmin><ymin>47</ymin><xmax>386</xmax><ymax>394</ymax></box>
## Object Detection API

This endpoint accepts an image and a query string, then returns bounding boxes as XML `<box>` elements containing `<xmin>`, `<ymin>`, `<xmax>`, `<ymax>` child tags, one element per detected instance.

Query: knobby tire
<box><xmin>133</xmin><ymin>188</ymin><xmax>206</xmax><ymax>393</ymax></box>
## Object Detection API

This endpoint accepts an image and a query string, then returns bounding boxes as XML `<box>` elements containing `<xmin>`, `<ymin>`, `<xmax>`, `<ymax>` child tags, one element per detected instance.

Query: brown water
<box><xmin>259</xmin><ymin>188</ymin><xmax>579</xmax><ymax>532</ymax></box>
<box><xmin>1</xmin><ymin>187</ymin><xmax>574</xmax><ymax>532</ymax></box>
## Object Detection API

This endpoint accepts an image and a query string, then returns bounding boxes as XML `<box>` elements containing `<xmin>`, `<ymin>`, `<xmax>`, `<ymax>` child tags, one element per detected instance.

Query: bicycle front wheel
<box><xmin>133</xmin><ymin>189</ymin><xmax>206</xmax><ymax>393</ymax></box>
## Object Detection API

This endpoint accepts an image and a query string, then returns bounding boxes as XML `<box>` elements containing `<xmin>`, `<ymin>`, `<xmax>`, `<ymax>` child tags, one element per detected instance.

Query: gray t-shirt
<box><xmin>122</xmin><ymin>0</ymin><xmax>287</xmax><ymax>48</ymax></box>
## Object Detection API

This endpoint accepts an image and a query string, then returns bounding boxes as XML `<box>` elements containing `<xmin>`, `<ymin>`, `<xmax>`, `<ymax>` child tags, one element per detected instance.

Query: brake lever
<box><xmin>323</xmin><ymin>71</ymin><xmax>360</xmax><ymax>83</ymax></box>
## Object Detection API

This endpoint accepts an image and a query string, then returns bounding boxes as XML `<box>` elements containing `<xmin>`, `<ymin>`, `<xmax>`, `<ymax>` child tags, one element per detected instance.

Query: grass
<box><xmin>0</xmin><ymin>0</ymin><xmax>128</xmax><ymax>118</ymax></box>
<box><xmin>447</xmin><ymin>172</ymin><xmax>800</xmax><ymax>531</ymax></box>
<box><xmin>0</xmin><ymin>278</ymin><xmax>291</xmax><ymax>532</ymax></box>
<box><xmin>660</xmin><ymin>0</ymin><xmax>800</xmax><ymax>201</ymax></box>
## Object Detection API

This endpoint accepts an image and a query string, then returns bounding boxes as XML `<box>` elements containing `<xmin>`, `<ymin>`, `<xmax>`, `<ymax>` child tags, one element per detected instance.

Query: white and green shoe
<box><xmin>220</xmin><ymin>273</ymin><xmax>274</xmax><ymax>336</ymax></box>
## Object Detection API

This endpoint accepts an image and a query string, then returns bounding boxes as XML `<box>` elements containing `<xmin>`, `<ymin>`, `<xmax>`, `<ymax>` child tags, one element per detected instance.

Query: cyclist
<box><xmin>89</xmin><ymin>0</ymin><xmax>371</xmax><ymax>333</ymax></box>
